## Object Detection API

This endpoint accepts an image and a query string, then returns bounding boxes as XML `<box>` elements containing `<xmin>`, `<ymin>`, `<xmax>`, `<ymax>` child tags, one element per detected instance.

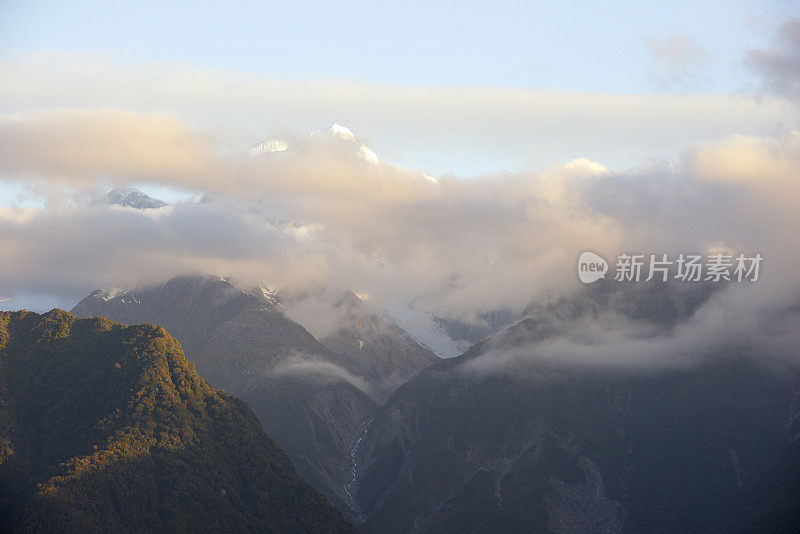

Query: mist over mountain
<box><xmin>279</xmin><ymin>287</ymin><xmax>440</xmax><ymax>402</ymax></box>
<box><xmin>0</xmin><ymin>309</ymin><xmax>353</xmax><ymax>533</ymax></box>
<box><xmin>8</xmin><ymin>117</ymin><xmax>800</xmax><ymax>530</ymax></box>
<box><xmin>347</xmin><ymin>283</ymin><xmax>800</xmax><ymax>532</ymax></box>
<box><xmin>432</xmin><ymin>308</ymin><xmax>517</xmax><ymax>355</ymax></box>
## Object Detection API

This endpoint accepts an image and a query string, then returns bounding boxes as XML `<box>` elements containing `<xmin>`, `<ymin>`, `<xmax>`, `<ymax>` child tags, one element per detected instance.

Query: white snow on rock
<box><xmin>250</xmin><ymin>139</ymin><xmax>289</xmax><ymax>155</ymax></box>
<box><xmin>328</xmin><ymin>123</ymin><xmax>356</xmax><ymax>140</ymax></box>
<box><xmin>358</xmin><ymin>144</ymin><xmax>380</xmax><ymax>165</ymax></box>
<box><xmin>104</xmin><ymin>187</ymin><xmax>168</xmax><ymax>209</ymax></box>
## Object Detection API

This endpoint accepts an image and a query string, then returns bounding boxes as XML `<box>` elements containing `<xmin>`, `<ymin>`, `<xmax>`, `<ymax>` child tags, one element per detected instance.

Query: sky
<box><xmin>1</xmin><ymin>0</ymin><xmax>795</xmax><ymax>92</ymax></box>
<box><xmin>1</xmin><ymin>0</ymin><xmax>799</xmax><ymax>181</ymax></box>
<box><xmin>0</xmin><ymin>1</ymin><xmax>799</xmax><ymax>362</ymax></box>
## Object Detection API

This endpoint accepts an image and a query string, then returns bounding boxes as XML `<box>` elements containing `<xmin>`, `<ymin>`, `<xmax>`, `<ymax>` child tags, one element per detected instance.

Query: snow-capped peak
<box><xmin>328</xmin><ymin>123</ymin><xmax>356</xmax><ymax>140</ymax></box>
<box><xmin>103</xmin><ymin>187</ymin><xmax>168</xmax><ymax>209</ymax></box>
<box><xmin>311</xmin><ymin>123</ymin><xmax>381</xmax><ymax>165</ymax></box>
<box><xmin>93</xmin><ymin>286</ymin><xmax>129</xmax><ymax>301</ymax></box>
<box><xmin>252</xmin><ymin>123</ymin><xmax>383</xmax><ymax>166</ymax></box>
<box><xmin>250</xmin><ymin>139</ymin><xmax>288</xmax><ymax>155</ymax></box>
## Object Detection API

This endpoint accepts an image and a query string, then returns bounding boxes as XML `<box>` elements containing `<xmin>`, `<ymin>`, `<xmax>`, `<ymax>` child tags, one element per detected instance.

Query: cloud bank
<box><xmin>1</xmin><ymin>22</ymin><xmax>799</xmax><ymax>364</ymax></box>
<box><xmin>1</xmin><ymin>51</ymin><xmax>796</xmax><ymax>175</ymax></box>
<box><xmin>0</xmin><ymin>108</ymin><xmax>797</xmax><ymax>330</ymax></box>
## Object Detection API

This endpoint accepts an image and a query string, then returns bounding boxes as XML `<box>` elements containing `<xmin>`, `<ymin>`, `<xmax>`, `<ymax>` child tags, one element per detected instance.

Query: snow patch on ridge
<box><xmin>385</xmin><ymin>301</ymin><xmax>465</xmax><ymax>358</ymax></box>
<box><xmin>359</xmin><ymin>144</ymin><xmax>380</xmax><ymax>165</ymax></box>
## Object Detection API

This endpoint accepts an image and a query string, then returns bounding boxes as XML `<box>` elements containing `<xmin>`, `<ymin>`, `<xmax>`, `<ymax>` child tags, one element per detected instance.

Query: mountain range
<box><xmin>71</xmin><ymin>275</ymin><xmax>439</xmax><ymax>515</ymax></box>
<box><xmin>347</xmin><ymin>282</ymin><xmax>800</xmax><ymax>533</ymax></box>
<box><xmin>60</xmin><ymin>274</ymin><xmax>800</xmax><ymax>531</ymax></box>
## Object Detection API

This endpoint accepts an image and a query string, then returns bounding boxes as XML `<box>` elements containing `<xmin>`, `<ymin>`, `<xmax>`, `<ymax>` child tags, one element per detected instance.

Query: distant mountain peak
<box><xmin>250</xmin><ymin>138</ymin><xmax>288</xmax><ymax>155</ymax></box>
<box><xmin>328</xmin><ymin>123</ymin><xmax>355</xmax><ymax>140</ymax></box>
<box><xmin>89</xmin><ymin>285</ymin><xmax>129</xmax><ymax>301</ymax></box>
<box><xmin>252</xmin><ymin>124</ymin><xmax>381</xmax><ymax>166</ymax></box>
<box><xmin>322</xmin><ymin>123</ymin><xmax>380</xmax><ymax>164</ymax></box>
<box><xmin>104</xmin><ymin>187</ymin><xmax>168</xmax><ymax>209</ymax></box>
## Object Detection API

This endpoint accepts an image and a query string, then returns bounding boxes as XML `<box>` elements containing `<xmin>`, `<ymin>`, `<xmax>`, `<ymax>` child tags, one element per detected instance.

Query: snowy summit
<box><xmin>103</xmin><ymin>187</ymin><xmax>168</xmax><ymax>209</ymax></box>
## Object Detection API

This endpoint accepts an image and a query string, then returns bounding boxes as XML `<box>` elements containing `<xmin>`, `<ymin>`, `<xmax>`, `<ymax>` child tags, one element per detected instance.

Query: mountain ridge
<box><xmin>348</xmin><ymin>283</ymin><xmax>800</xmax><ymax>533</ymax></box>
<box><xmin>71</xmin><ymin>275</ymin><xmax>438</xmax><ymax>517</ymax></box>
<box><xmin>0</xmin><ymin>308</ymin><xmax>354</xmax><ymax>533</ymax></box>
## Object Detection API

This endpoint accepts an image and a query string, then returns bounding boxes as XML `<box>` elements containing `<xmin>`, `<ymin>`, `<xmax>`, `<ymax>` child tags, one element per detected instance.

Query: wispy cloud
<box><xmin>0</xmin><ymin>51</ymin><xmax>794</xmax><ymax>174</ymax></box>
<box><xmin>746</xmin><ymin>17</ymin><xmax>800</xmax><ymax>100</ymax></box>
<box><xmin>271</xmin><ymin>356</ymin><xmax>372</xmax><ymax>394</ymax></box>
<box><xmin>645</xmin><ymin>34</ymin><xmax>710</xmax><ymax>90</ymax></box>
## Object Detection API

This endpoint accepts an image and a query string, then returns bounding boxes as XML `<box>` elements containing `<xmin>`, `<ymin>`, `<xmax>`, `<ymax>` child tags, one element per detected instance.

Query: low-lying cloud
<box><xmin>271</xmin><ymin>356</ymin><xmax>372</xmax><ymax>395</ymax></box>
<box><xmin>464</xmin><ymin>287</ymin><xmax>800</xmax><ymax>374</ymax></box>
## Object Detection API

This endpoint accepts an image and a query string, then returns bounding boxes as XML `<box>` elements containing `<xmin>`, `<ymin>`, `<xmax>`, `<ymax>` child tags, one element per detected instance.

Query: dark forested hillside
<box><xmin>0</xmin><ymin>309</ymin><xmax>354</xmax><ymax>533</ymax></box>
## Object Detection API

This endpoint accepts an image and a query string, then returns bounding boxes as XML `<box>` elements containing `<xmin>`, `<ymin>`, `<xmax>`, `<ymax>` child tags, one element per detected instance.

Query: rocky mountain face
<box><xmin>348</xmin><ymin>283</ymin><xmax>800</xmax><ymax>533</ymax></box>
<box><xmin>71</xmin><ymin>276</ymin><xmax>436</xmax><ymax>515</ymax></box>
<box><xmin>0</xmin><ymin>309</ymin><xmax>353</xmax><ymax>533</ymax></box>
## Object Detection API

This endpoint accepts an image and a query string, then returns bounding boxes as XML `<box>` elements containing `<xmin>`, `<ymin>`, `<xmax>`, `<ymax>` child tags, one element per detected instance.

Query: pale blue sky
<box><xmin>1</xmin><ymin>0</ymin><xmax>796</xmax><ymax>94</ymax></box>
